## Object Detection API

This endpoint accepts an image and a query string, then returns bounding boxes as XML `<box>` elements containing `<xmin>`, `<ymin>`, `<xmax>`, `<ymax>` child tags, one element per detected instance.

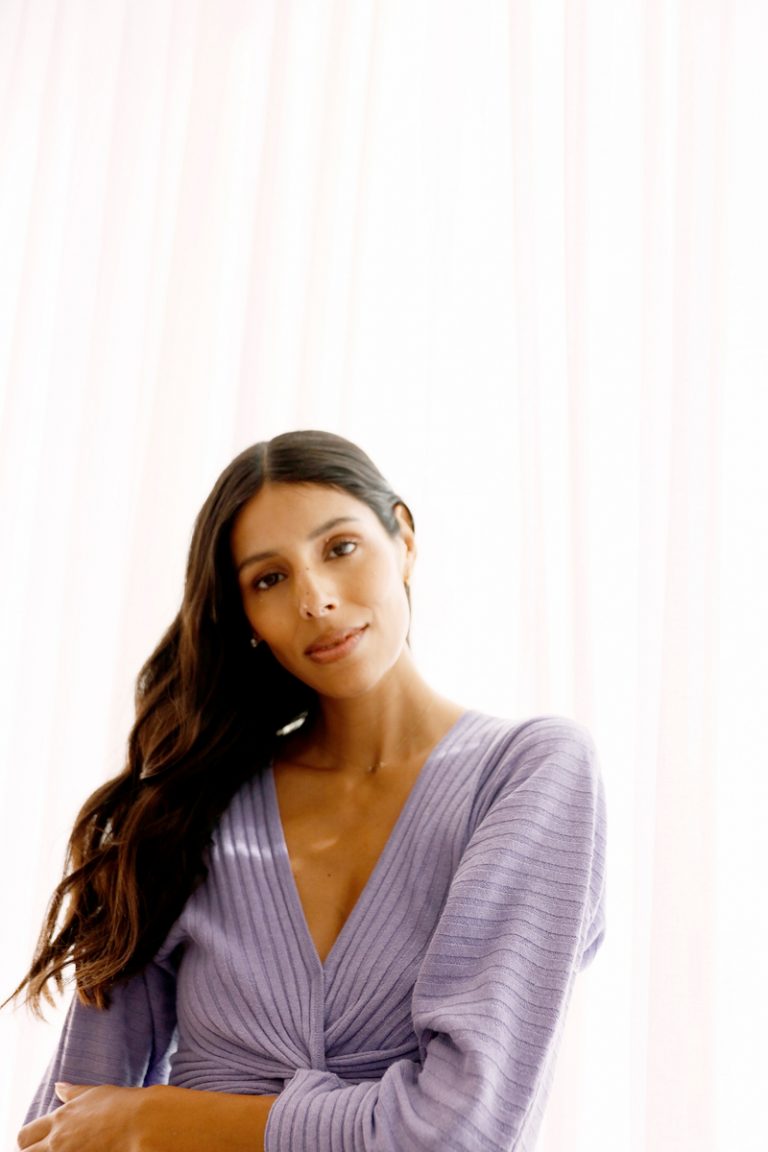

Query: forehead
<box><xmin>230</xmin><ymin>482</ymin><xmax>379</xmax><ymax>557</ymax></box>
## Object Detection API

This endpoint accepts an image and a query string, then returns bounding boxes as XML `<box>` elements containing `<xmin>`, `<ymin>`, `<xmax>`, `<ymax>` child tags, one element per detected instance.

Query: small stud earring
<box><xmin>250</xmin><ymin>635</ymin><xmax>261</xmax><ymax>648</ymax></box>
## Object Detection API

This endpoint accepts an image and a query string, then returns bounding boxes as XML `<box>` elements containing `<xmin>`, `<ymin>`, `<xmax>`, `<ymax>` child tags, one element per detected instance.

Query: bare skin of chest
<box><xmin>272</xmin><ymin>759</ymin><xmax>424</xmax><ymax>964</ymax></box>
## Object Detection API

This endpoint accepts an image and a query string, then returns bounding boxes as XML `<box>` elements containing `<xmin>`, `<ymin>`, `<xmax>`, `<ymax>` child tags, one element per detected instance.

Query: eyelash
<box><xmin>251</xmin><ymin>539</ymin><xmax>358</xmax><ymax>592</ymax></box>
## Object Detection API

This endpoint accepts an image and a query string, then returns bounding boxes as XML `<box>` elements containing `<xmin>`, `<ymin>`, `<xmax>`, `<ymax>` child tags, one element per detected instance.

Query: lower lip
<box><xmin>306</xmin><ymin>627</ymin><xmax>367</xmax><ymax>665</ymax></box>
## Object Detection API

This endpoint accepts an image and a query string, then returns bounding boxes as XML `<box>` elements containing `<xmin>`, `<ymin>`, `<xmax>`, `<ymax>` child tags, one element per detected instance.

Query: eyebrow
<box><xmin>235</xmin><ymin>516</ymin><xmax>362</xmax><ymax>574</ymax></box>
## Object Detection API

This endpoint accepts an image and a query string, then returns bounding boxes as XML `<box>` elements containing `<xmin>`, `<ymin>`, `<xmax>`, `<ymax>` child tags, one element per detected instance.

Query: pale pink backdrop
<box><xmin>1</xmin><ymin>2</ymin><xmax>765</xmax><ymax>1150</ymax></box>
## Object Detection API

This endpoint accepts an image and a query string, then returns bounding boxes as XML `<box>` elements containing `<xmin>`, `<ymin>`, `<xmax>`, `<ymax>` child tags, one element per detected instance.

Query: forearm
<box><xmin>140</xmin><ymin>1086</ymin><xmax>278</xmax><ymax>1152</ymax></box>
<box><xmin>18</xmin><ymin>1083</ymin><xmax>279</xmax><ymax>1152</ymax></box>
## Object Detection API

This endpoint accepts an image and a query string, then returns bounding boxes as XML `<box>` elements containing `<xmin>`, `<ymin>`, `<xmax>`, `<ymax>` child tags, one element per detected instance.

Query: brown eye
<box><xmin>329</xmin><ymin>540</ymin><xmax>357</xmax><ymax>558</ymax></box>
<box><xmin>253</xmin><ymin>572</ymin><xmax>285</xmax><ymax>592</ymax></box>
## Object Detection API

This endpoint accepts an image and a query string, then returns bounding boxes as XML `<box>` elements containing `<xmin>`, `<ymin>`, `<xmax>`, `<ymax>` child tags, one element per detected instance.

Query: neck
<box><xmin>293</xmin><ymin>658</ymin><xmax>460</xmax><ymax>775</ymax></box>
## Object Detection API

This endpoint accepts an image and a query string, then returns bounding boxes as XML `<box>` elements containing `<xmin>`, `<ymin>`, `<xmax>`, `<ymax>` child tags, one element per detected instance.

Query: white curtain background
<box><xmin>0</xmin><ymin>2</ymin><xmax>765</xmax><ymax>1149</ymax></box>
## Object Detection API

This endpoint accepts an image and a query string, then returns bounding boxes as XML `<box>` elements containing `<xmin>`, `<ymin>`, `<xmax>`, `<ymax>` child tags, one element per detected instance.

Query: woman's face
<box><xmin>230</xmin><ymin>482</ymin><xmax>415</xmax><ymax>699</ymax></box>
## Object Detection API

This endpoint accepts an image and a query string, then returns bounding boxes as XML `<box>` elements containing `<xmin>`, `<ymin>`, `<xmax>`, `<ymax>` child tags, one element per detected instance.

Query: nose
<box><xmin>296</xmin><ymin>568</ymin><xmax>338</xmax><ymax>619</ymax></box>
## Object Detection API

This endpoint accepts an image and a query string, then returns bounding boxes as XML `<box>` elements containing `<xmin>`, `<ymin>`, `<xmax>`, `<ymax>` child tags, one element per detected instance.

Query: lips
<box><xmin>304</xmin><ymin>625</ymin><xmax>367</xmax><ymax>656</ymax></box>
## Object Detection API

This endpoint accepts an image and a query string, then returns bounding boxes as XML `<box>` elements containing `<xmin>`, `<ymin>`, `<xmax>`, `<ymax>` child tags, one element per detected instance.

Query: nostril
<box><xmin>301</xmin><ymin>600</ymin><xmax>335</xmax><ymax>618</ymax></box>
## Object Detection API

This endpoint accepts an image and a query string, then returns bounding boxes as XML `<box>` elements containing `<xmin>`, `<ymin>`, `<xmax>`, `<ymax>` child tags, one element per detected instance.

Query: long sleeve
<box><xmin>22</xmin><ymin>953</ymin><xmax>179</xmax><ymax>1125</ymax></box>
<box><xmin>265</xmin><ymin>719</ymin><xmax>607</xmax><ymax>1152</ymax></box>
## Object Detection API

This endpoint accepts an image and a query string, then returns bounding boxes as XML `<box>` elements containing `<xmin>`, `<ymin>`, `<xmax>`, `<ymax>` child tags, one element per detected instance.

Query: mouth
<box><xmin>305</xmin><ymin>625</ymin><xmax>368</xmax><ymax>663</ymax></box>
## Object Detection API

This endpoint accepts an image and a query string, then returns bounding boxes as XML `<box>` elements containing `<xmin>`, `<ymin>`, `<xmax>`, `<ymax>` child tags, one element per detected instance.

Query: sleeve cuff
<box><xmin>265</xmin><ymin>1068</ymin><xmax>345</xmax><ymax>1151</ymax></box>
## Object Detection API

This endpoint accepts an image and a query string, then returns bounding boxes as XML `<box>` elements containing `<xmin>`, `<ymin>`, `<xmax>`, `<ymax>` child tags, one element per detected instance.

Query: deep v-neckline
<box><xmin>266</xmin><ymin>710</ymin><xmax>472</xmax><ymax>972</ymax></box>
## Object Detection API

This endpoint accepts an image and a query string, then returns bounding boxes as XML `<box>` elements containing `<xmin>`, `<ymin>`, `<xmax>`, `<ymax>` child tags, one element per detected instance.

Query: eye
<box><xmin>252</xmin><ymin>571</ymin><xmax>285</xmax><ymax>592</ymax></box>
<box><xmin>329</xmin><ymin>539</ymin><xmax>358</xmax><ymax>558</ymax></box>
<box><xmin>248</xmin><ymin>540</ymin><xmax>356</xmax><ymax>592</ymax></box>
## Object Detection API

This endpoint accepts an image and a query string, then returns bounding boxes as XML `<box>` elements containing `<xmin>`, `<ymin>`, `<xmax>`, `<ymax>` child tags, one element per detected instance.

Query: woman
<box><xmin>13</xmin><ymin>430</ymin><xmax>607</xmax><ymax>1151</ymax></box>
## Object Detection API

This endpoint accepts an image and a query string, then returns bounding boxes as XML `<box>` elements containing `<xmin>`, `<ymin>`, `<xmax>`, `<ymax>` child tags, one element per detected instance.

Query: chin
<box><xmin>322</xmin><ymin>656</ymin><xmax>407</xmax><ymax>701</ymax></box>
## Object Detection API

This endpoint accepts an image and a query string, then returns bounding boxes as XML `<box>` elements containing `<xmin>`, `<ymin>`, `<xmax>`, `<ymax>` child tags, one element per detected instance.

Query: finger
<box><xmin>16</xmin><ymin>1115</ymin><xmax>49</xmax><ymax>1149</ymax></box>
<box><xmin>54</xmin><ymin>1082</ymin><xmax>92</xmax><ymax>1102</ymax></box>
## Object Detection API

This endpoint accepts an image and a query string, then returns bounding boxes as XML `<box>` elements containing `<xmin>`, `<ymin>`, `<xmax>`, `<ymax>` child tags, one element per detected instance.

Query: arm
<box><xmin>18</xmin><ymin>1084</ymin><xmax>278</xmax><ymax>1152</ymax></box>
<box><xmin>22</xmin><ymin>954</ymin><xmax>179</xmax><ymax>1125</ymax></box>
<box><xmin>19</xmin><ymin>953</ymin><xmax>280</xmax><ymax>1152</ymax></box>
<box><xmin>265</xmin><ymin>718</ymin><xmax>608</xmax><ymax>1152</ymax></box>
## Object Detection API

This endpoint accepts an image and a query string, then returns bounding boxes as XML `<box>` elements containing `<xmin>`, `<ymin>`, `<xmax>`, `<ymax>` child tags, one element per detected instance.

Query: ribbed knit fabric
<box><xmin>24</xmin><ymin>711</ymin><xmax>607</xmax><ymax>1151</ymax></box>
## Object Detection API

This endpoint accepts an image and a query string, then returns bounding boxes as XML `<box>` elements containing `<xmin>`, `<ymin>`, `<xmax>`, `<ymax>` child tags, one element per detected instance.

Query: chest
<box><xmin>272</xmin><ymin>763</ymin><xmax>423</xmax><ymax>964</ymax></box>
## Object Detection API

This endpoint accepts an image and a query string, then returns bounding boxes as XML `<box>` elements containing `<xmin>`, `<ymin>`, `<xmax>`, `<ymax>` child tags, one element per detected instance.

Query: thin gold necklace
<box><xmin>313</xmin><ymin>699</ymin><xmax>439</xmax><ymax>775</ymax></box>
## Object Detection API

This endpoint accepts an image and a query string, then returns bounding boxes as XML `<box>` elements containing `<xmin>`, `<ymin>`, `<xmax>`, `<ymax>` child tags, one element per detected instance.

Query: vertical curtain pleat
<box><xmin>1</xmin><ymin>4</ymin><xmax>765</xmax><ymax>1150</ymax></box>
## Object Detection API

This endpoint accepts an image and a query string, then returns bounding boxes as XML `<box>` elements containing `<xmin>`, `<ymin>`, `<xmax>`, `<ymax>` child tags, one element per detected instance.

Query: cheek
<box><xmin>239</xmin><ymin>590</ymin><xmax>261</xmax><ymax>625</ymax></box>
<box><xmin>369</xmin><ymin>569</ymin><xmax>410</xmax><ymax>635</ymax></box>
<box><xmin>358</xmin><ymin>558</ymin><xmax>403</xmax><ymax>609</ymax></box>
<box><xmin>239</xmin><ymin>592</ymin><xmax>281</xmax><ymax>642</ymax></box>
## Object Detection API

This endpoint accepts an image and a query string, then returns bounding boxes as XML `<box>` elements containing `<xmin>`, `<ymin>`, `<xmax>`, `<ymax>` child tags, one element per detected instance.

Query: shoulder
<box><xmin>459</xmin><ymin>711</ymin><xmax>602</xmax><ymax>825</ymax></box>
<box><xmin>461</xmin><ymin>709</ymin><xmax>598</xmax><ymax>774</ymax></box>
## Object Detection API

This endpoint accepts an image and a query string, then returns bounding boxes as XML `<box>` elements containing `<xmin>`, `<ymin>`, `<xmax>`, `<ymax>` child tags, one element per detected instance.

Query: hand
<box><xmin>18</xmin><ymin>1083</ymin><xmax>144</xmax><ymax>1150</ymax></box>
<box><xmin>17</xmin><ymin>1082</ymin><xmax>278</xmax><ymax>1152</ymax></box>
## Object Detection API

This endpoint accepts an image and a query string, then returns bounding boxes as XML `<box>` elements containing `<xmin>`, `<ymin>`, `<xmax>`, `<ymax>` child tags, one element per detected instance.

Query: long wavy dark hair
<box><xmin>8</xmin><ymin>430</ymin><xmax>412</xmax><ymax>1015</ymax></box>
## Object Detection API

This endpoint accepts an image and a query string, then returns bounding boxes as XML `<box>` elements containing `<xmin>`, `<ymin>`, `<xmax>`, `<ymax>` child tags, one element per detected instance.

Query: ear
<box><xmin>393</xmin><ymin>503</ymin><xmax>416</xmax><ymax>582</ymax></box>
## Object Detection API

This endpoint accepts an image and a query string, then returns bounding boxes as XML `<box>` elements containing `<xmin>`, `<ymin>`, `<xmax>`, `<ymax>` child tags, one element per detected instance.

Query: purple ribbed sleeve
<box><xmin>22</xmin><ymin>956</ymin><xmax>178</xmax><ymax>1122</ymax></box>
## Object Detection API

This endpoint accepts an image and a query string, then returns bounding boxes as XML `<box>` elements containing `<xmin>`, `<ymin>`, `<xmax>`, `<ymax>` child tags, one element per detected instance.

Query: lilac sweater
<box><xmin>24</xmin><ymin>711</ymin><xmax>607</xmax><ymax>1150</ymax></box>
